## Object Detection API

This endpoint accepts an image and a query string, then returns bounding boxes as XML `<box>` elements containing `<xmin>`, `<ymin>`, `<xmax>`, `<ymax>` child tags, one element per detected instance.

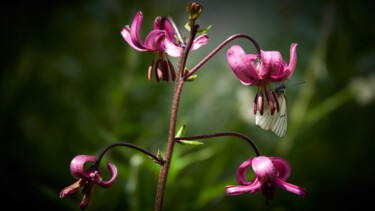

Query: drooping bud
<box><xmin>253</xmin><ymin>93</ymin><xmax>259</xmax><ymax>115</ymax></box>
<box><xmin>148</xmin><ymin>59</ymin><xmax>155</xmax><ymax>81</ymax></box>
<box><xmin>258</xmin><ymin>92</ymin><xmax>264</xmax><ymax>115</ymax></box>
<box><xmin>177</xmin><ymin>140</ymin><xmax>204</xmax><ymax>145</ymax></box>
<box><xmin>183</xmin><ymin>67</ymin><xmax>190</xmax><ymax>77</ymax></box>
<box><xmin>272</xmin><ymin>91</ymin><xmax>280</xmax><ymax>113</ymax></box>
<box><xmin>167</xmin><ymin>59</ymin><xmax>176</xmax><ymax>81</ymax></box>
<box><xmin>175</xmin><ymin>124</ymin><xmax>186</xmax><ymax>138</ymax></box>
<box><xmin>162</xmin><ymin>60</ymin><xmax>169</xmax><ymax>82</ymax></box>
<box><xmin>187</xmin><ymin>75</ymin><xmax>197</xmax><ymax>82</ymax></box>
<box><xmin>155</xmin><ymin>59</ymin><xmax>163</xmax><ymax>82</ymax></box>
<box><xmin>186</xmin><ymin>2</ymin><xmax>203</xmax><ymax>21</ymax></box>
<box><xmin>265</xmin><ymin>91</ymin><xmax>275</xmax><ymax>115</ymax></box>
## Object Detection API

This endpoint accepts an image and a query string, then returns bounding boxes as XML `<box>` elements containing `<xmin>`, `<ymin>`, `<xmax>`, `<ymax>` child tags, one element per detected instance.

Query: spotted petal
<box><xmin>252</xmin><ymin>156</ymin><xmax>277</xmax><ymax>184</ymax></box>
<box><xmin>191</xmin><ymin>34</ymin><xmax>209</xmax><ymax>50</ymax></box>
<box><xmin>145</xmin><ymin>30</ymin><xmax>166</xmax><ymax>51</ymax></box>
<box><xmin>259</xmin><ymin>50</ymin><xmax>287</xmax><ymax>80</ymax></box>
<box><xmin>226</xmin><ymin>177</ymin><xmax>261</xmax><ymax>195</ymax></box>
<box><xmin>270</xmin><ymin>157</ymin><xmax>291</xmax><ymax>181</ymax></box>
<box><xmin>274</xmin><ymin>178</ymin><xmax>308</xmax><ymax>197</ymax></box>
<box><xmin>227</xmin><ymin>45</ymin><xmax>259</xmax><ymax>85</ymax></box>
<box><xmin>236</xmin><ymin>159</ymin><xmax>253</xmax><ymax>185</ymax></box>
<box><xmin>130</xmin><ymin>12</ymin><xmax>146</xmax><ymax>49</ymax></box>
<box><xmin>98</xmin><ymin>161</ymin><xmax>118</xmax><ymax>188</ymax></box>
<box><xmin>70</xmin><ymin>155</ymin><xmax>96</xmax><ymax>179</ymax></box>
<box><xmin>270</xmin><ymin>43</ymin><xmax>298</xmax><ymax>82</ymax></box>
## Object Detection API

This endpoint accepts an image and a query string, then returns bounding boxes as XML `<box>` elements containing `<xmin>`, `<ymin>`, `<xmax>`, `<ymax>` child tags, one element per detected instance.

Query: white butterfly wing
<box><xmin>271</xmin><ymin>94</ymin><xmax>288</xmax><ymax>137</ymax></box>
<box><xmin>255</xmin><ymin>94</ymin><xmax>288</xmax><ymax>137</ymax></box>
<box><xmin>255</xmin><ymin>101</ymin><xmax>279</xmax><ymax>131</ymax></box>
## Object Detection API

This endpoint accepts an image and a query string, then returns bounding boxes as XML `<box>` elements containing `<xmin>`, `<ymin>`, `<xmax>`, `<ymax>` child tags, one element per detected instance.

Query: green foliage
<box><xmin>2</xmin><ymin>0</ymin><xmax>375</xmax><ymax>210</ymax></box>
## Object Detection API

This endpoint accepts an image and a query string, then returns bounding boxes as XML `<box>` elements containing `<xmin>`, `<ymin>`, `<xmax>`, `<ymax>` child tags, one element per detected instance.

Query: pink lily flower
<box><xmin>227</xmin><ymin>44</ymin><xmax>297</xmax><ymax>115</ymax></box>
<box><xmin>60</xmin><ymin>155</ymin><xmax>118</xmax><ymax>210</ymax></box>
<box><xmin>121</xmin><ymin>12</ymin><xmax>209</xmax><ymax>82</ymax></box>
<box><xmin>226</xmin><ymin>156</ymin><xmax>307</xmax><ymax>204</ymax></box>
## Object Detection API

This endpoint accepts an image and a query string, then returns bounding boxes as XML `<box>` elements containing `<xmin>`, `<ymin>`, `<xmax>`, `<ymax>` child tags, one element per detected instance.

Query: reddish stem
<box><xmin>153</xmin><ymin>21</ymin><xmax>198</xmax><ymax>211</ymax></box>
<box><xmin>185</xmin><ymin>33</ymin><xmax>262</xmax><ymax>78</ymax></box>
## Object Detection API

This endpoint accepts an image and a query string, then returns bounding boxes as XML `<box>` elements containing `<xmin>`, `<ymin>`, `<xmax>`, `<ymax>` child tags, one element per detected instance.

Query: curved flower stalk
<box><xmin>227</xmin><ymin>44</ymin><xmax>297</xmax><ymax>115</ymax></box>
<box><xmin>121</xmin><ymin>12</ymin><xmax>209</xmax><ymax>82</ymax></box>
<box><xmin>60</xmin><ymin>155</ymin><xmax>118</xmax><ymax>210</ymax></box>
<box><xmin>226</xmin><ymin>156</ymin><xmax>307</xmax><ymax>204</ymax></box>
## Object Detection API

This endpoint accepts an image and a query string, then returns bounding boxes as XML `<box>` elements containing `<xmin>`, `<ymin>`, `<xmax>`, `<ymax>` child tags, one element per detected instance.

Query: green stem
<box><xmin>175</xmin><ymin>132</ymin><xmax>261</xmax><ymax>156</ymax></box>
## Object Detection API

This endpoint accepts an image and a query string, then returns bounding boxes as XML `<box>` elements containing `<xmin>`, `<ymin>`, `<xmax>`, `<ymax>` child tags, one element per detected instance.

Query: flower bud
<box><xmin>175</xmin><ymin>124</ymin><xmax>186</xmax><ymax>138</ymax></box>
<box><xmin>186</xmin><ymin>2</ymin><xmax>203</xmax><ymax>20</ymax></box>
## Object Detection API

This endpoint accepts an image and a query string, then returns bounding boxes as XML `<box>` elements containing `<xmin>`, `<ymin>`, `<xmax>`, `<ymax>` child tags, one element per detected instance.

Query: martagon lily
<box><xmin>60</xmin><ymin>155</ymin><xmax>118</xmax><ymax>210</ymax></box>
<box><xmin>226</xmin><ymin>156</ymin><xmax>307</xmax><ymax>204</ymax></box>
<box><xmin>227</xmin><ymin>44</ymin><xmax>297</xmax><ymax>115</ymax></box>
<box><xmin>121</xmin><ymin>12</ymin><xmax>209</xmax><ymax>82</ymax></box>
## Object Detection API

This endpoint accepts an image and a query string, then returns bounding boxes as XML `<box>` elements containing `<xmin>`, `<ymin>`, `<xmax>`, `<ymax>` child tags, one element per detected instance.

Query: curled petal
<box><xmin>60</xmin><ymin>179</ymin><xmax>82</xmax><ymax>198</ymax></box>
<box><xmin>191</xmin><ymin>34</ymin><xmax>209</xmax><ymax>50</ymax></box>
<box><xmin>162</xmin><ymin>37</ymin><xmax>182</xmax><ymax>57</ymax></box>
<box><xmin>270</xmin><ymin>43</ymin><xmax>298</xmax><ymax>82</ymax></box>
<box><xmin>252</xmin><ymin>156</ymin><xmax>277</xmax><ymax>184</ymax></box>
<box><xmin>236</xmin><ymin>159</ymin><xmax>253</xmax><ymax>185</ymax></box>
<box><xmin>70</xmin><ymin>155</ymin><xmax>96</xmax><ymax>179</ymax></box>
<box><xmin>98</xmin><ymin>161</ymin><xmax>118</xmax><ymax>188</ymax></box>
<box><xmin>227</xmin><ymin>45</ymin><xmax>259</xmax><ymax>86</ymax></box>
<box><xmin>259</xmin><ymin>50</ymin><xmax>287</xmax><ymax>80</ymax></box>
<box><xmin>130</xmin><ymin>12</ymin><xmax>146</xmax><ymax>49</ymax></box>
<box><xmin>153</xmin><ymin>16</ymin><xmax>175</xmax><ymax>41</ymax></box>
<box><xmin>226</xmin><ymin>178</ymin><xmax>261</xmax><ymax>195</ymax></box>
<box><xmin>274</xmin><ymin>178</ymin><xmax>308</xmax><ymax>197</ymax></box>
<box><xmin>145</xmin><ymin>30</ymin><xmax>166</xmax><ymax>51</ymax></box>
<box><xmin>121</xmin><ymin>27</ymin><xmax>148</xmax><ymax>52</ymax></box>
<box><xmin>270</xmin><ymin>157</ymin><xmax>291</xmax><ymax>181</ymax></box>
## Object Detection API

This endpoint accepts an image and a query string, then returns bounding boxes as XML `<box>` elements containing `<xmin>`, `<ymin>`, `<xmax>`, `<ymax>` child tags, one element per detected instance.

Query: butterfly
<box><xmin>255</xmin><ymin>84</ymin><xmax>288</xmax><ymax>137</ymax></box>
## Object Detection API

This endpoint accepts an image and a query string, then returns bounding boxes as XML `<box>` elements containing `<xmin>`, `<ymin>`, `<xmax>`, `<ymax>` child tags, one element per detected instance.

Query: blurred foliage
<box><xmin>2</xmin><ymin>0</ymin><xmax>375</xmax><ymax>210</ymax></box>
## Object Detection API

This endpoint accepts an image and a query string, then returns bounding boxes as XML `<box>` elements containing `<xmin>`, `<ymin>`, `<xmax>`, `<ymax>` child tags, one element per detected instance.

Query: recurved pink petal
<box><xmin>270</xmin><ymin>157</ymin><xmax>291</xmax><ymax>181</ymax></box>
<box><xmin>70</xmin><ymin>155</ymin><xmax>96</xmax><ymax>179</ymax></box>
<box><xmin>130</xmin><ymin>12</ymin><xmax>146</xmax><ymax>49</ymax></box>
<box><xmin>121</xmin><ymin>27</ymin><xmax>148</xmax><ymax>52</ymax></box>
<box><xmin>162</xmin><ymin>37</ymin><xmax>182</xmax><ymax>57</ymax></box>
<box><xmin>227</xmin><ymin>45</ymin><xmax>259</xmax><ymax>86</ymax></box>
<box><xmin>236</xmin><ymin>159</ymin><xmax>253</xmax><ymax>185</ymax></box>
<box><xmin>259</xmin><ymin>50</ymin><xmax>287</xmax><ymax>80</ymax></box>
<box><xmin>59</xmin><ymin>179</ymin><xmax>82</xmax><ymax>198</ymax></box>
<box><xmin>226</xmin><ymin>178</ymin><xmax>262</xmax><ymax>195</ymax></box>
<box><xmin>99</xmin><ymin>161</ymin><xmax>118</xmax><ymax>188</ymax></box>
<box><xmin>154</xmin><ymin>16</ymin><xmax>175</xmax><ymax>41</ymax></box>
<box><xmin>145</xmin><ymin>30</ymin><xmax>166</xmax><ymax>51</ymax></box>
<box><xmin>269</xmin><ymin>43</ymin><xmax>298</xmax><ymax>82</ymax></box>
<box><xmin>274</xmin><ymin>178</ymin><xmax>308</xmax><ymax>197</ymax></box>
<box><xmin>191</xmin><ymin>34</ymin><xmax>209</xmax><ymax>50</ymax></box>
<box><xmin>252</xmin><ymin>156</ymin><xmax>277</xmax><ymax>184</ymax></box>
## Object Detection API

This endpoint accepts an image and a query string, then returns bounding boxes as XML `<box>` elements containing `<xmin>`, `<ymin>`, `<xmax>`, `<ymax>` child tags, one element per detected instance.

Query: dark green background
<box><xmin>3</xmin><ymin>0</ymin><xmax>375</xmax><ymax>210</ymax></box>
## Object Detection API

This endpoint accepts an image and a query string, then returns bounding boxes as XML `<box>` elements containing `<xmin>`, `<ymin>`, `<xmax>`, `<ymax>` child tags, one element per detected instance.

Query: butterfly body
<box><xmin>255</xmin><ymin>84</ymin><xmax>288</xmax><ymax>137</ymax></box>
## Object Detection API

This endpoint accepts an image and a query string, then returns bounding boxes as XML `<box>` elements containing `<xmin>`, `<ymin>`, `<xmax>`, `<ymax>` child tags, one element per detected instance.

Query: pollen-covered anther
<box><xmin>253</xmin><ymin>93</ymin><xmax>259</xmax><ymax>115</ymax></box>
<box><xmin>272</xmin><ymin>91</ymin><xmax>280</xmax><ymax>113</ymax></box>
<box><xmin>265</xmin><ymin>91</ymin><xmax>275</xmax><ymax>115</ymax></box>
<box><xmin>258</xmin><ymin>92</ymin><xmax>264</xmax><ymax>115</ymax></box>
